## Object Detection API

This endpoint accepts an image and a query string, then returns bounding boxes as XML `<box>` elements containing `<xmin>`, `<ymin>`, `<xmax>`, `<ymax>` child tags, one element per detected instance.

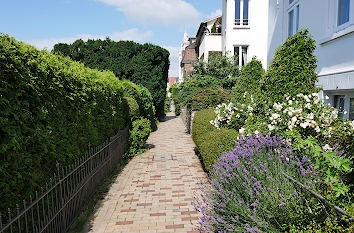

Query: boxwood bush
<box><xmin>192</xmin><ymin>109</ymin><xmax>238</xmax><ymax>172</ymax></box>
<box><xmin>198</xmin><ymin>128</ymin><xmax>239</xmax><ymax>172</ymax></box>
<box><xmin>192</xmin><ymin>109</ymin><xmax>217</xmax><ymax>147</ymax></box>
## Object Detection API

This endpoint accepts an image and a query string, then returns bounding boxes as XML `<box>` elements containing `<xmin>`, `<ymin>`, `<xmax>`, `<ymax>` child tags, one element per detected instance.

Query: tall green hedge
<box><xmin>232</xmin><ymin>57</ymin><xmax>264</xmax><ymax>102</ymax></box>
<box><xmin>258</xmin><ymin>29</ymin><xmax>318</xmax><ymax>105</ymax></box>
<box><xmin>0</xmin><ymin>34</ymin><xmax>154</xmax><ymax>213</ymax></box>
<box><xmin>52</xmin><ymin>38</ymin><xmax>170</xmax><ymax>119</ymax></box>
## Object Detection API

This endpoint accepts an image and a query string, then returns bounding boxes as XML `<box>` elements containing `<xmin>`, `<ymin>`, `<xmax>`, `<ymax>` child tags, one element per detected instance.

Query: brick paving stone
<box><xmin>88</xmin><ymin>108</ymin><xmax>207</xmax><ymax>232</ymax></box>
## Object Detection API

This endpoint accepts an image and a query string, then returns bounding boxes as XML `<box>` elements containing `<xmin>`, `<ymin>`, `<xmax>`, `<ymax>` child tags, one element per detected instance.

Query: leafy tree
<box><xmin>191</xmin><ymin>53</ymin><xmax>239</xmax><ymax>89</ymax></box>
<box><xmin>53</xmin><ymin>38</ymin><xmax>170</xmax><ymax>119</ymax></box>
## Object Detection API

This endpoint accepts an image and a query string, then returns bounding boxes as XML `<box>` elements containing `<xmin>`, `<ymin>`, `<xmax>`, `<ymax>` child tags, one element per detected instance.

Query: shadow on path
<box><xmin>160</xmin><ymin>115</ymin><xmax>176</xmax><ymax>122</ymax></box>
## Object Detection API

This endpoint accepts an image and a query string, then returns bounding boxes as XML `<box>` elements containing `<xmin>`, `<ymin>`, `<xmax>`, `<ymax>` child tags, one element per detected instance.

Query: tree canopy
<box><xmin>53</xmin><ymin>38</ymin><xmax>170</xmax><ymax>118</ymax></box>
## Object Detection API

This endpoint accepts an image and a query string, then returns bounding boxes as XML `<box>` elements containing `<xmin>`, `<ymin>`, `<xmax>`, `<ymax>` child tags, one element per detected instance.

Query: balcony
<box><xmin>198</xmin><ymin>32</ymin><xmax>222</xmax><ymax>60</ymax></box>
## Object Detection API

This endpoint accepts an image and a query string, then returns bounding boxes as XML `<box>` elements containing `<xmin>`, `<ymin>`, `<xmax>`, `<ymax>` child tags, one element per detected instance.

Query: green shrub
<box><xmin>192</xmin><ymin>110</ymin><xmax>217</xmax><ymax>147</ymax></box>
<box><xmin>211</xmin><ymin>23</ymin><xmax>217</xmax><ymax>33</ymax></box>
<box><xmin>191</xmin><ymin>54</ymin><xmax>240</xmax><ymax>89</ymax></box>
<box><xmin>0</xmin><ymin>34</ymin><xmax>136</xmax><ymax>213</ymax></box>
<box><xmin>124</xmin><ymin>97</ymin><xmax>140</xmax><ymax>120</ymax></box>
<box><xmin>258</xmin><ymin>29</ymin><xmax>319</xmax><ymax>106</ymax></box>
<box><xmin>138</xmin><ymin>85</ymin><xmax>157</xmax><ymax>131</ymax></box>
<box><xmin>170</xmin><ymin>75</ymin><xmax>220</xmax><ymax>112</ymax></box>
<box><xmin>53</xmin><ymin>39</ymin><xmax>170</xmax><ymax>119</ymax></box>
<box><xmin>232</xmin><ymin>57</ymin><xmax>264</xmax><ymax>102</ymax></box>
<box><xmin>121</xmin><ymin>81</ymin><xmax>157</xmax><ymax>130</ymax></box>
<box><xmin>189</xmin><ymin>88</ymin><xmax>232</xmax><ymax>111</ymax></box>
<box><xmin>164</xmin><ymin>96</ymin><xmax>171</xmax><ymax>113</ymax></box>
<box><xmin>127</xmin><ymin>118</ymin><xmax>151</xmax><ymax>157</ymax></box>
<box><xmin>175</xmin><ymin>104</ymin><xmax>181</xmax><ymax>116</ymax></box>
<box><xmin>198</xmin><ymin>128</ymin><xmax>238</xmax><ymax>172</ymax></box>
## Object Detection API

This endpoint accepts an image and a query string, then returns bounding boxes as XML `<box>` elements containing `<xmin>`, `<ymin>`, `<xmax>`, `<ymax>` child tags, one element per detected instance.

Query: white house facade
<box><xmin>178</xmin><ymin>33</ymin><xmax>191</xmax><ymax>83</ymax></box>
<box><xmin>222</xmin><ymin>0</ymin><xmax>271</xmax><ymax>68</ymax></box>
<box><xmin>267</xmin><ymin>0</ymin><xmax>354</xmax><ymax>120</ymax></box>
<box><xmin>180</xmin><ymin>0</ymin><xmax>354</xmax><ymax>119</ymax></box>
<box><xmin>195</xmin><ymin>16</ymin><xmax>223</xmax><ymax>61</ymax></box>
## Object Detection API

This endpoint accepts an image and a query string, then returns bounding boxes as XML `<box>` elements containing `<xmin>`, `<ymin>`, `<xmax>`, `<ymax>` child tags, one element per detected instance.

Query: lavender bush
<box><xmin>193</xmin><ymin>133</ymin><xmax>322</xmax><ymax>232</ymax></box>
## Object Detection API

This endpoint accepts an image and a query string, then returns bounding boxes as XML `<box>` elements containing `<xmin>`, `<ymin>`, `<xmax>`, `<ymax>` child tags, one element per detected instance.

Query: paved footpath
<box><xmin>88</xmin><ymin>110</ymin><xmax>207</xmax><ymax>233</ymax></box>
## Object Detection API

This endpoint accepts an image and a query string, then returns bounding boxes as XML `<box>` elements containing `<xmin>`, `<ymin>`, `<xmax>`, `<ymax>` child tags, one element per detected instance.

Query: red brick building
<box><xmin>179</xmin><ymin>36</ymin><xmax>197</xmax><ymax>82</ymax></box>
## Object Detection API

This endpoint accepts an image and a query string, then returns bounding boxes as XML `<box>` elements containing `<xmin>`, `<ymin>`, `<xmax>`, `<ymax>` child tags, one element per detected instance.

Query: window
<box><xmin>243</xmin><ymin>0</ymin><xmax>249</xmax><ymax>25</ymax></box>
<box><xmin>234</xmin><ymin>45</ymin><xmax>248</xmax><ymax>67</ymax></box>
<box><xmin>235</xmin><ymin>0</ymin><xmax>241</xmax><ymax>25</ymax></box>
<box><xmin>288</xmin><ymin>1</ymin><xmax>300</xmax><ymax>37</ymax></box>
<box><xmin>334</xmin><ymin>95</ymin><xmax>346</xmax><ymax>117</ymax></box>
<box><xmin>235</xmin><ymin>0</ymin><xmax>249</xmax><ymax>26</ymax></box>
<box><xmin>288</xmin><ymin>10</ymin><xmax>294</xmax><ymax>36</ymax></box>
<box><xmin>338</xmin><ymin>0</ymin><xmax>350</xmax><ymax>26</ymax></box>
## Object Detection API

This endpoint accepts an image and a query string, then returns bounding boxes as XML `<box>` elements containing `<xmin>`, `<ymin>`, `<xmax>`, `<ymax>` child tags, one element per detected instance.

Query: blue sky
<box><xmin>0</xmin><ymin>0</ymin><xmax>222</xmax><ymax>77</ymax></box>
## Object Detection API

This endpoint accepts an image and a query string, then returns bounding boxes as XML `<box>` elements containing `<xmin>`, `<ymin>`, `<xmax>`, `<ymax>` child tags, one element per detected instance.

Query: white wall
<box><xmin>222</xmin><ymin>0</ymin><xmax>270</xmax><ymax>67</ymax></box>
<box><xmin>199</xmin><ymin>35</ymin><xmax>222</xmax><ymax>61</ymax></box>
<box><xmin>267</xmin><ymin>0</ymin><xmax>354</xmax><ymax>119</ymax></box>
<box><xmin>267</xmin><ymin>0</ymin><xmax>354</xmax><ymax>85</ymax></box>
<box><xmin>198</xmin><ymin>34</ymin><xmax>206</xmax><ymax>59</ymax></box>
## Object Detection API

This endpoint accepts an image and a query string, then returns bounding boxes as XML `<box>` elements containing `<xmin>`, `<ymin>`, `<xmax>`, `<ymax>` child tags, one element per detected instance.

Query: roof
<box><xmin>195</xmin><ymin>16</ymin><xmax>222</xmax><ymax>48</ymax></box>
<box><xmin>203</xmin><ymin>15</ymin><xmax>222</xmax><ymax>24</ymax></box>
<box><xmin>186</xmin><ymin>42</ymin><xmax>196</xmax><ymax>49</ymax></box>
<box><xmin>181</xmin><ymin>43</ymin><xmax>197</xmax><ymax>65</ymax></box>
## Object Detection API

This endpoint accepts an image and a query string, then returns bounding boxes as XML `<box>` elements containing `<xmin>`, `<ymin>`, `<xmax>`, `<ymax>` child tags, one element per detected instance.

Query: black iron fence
<box><xmin>0</xmin><ymin>128</ymin><xmax>128</xmax><ymax>233</ymax></box>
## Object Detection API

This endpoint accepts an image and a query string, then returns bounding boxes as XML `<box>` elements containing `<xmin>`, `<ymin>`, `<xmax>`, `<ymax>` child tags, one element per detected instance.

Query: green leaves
<box><xmin>258</xmin><ymin>29</ymin><xmax>319</xmax><ymax>107</ymax></box>
<box><xmin>0</xmin><ymin>34</ymin><xmax>148</xmax><ymax>213</ymax></box>
<box><xmin>52</xmin><ymin>38</ymin><xmax>169</xmax><ymax>119</ymax></box>
<box><xmin>293</xmin><ymin>136</ymin><xmax>352</xmax><ymax>199</ymax></box>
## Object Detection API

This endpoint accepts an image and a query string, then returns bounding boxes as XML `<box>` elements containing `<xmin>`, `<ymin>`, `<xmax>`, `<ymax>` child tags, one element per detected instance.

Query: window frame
<box><xmin>287</xmin><ymin>0</ymin><xmax>300</xmax><ymax>37</ymax></box>
<box><xmin>234</xmin><ymin>0</ymin><xmax>250</xmax><ymax>27</ymax></box>
<box><xmin>234</xmin><ymin>45</ymin><xmax>249</xmax><ymax>67</ymax></box>
<box><xmin>335</xmin><ymin>0</ymin><xmax>354</xmax><ymax>32</ymax></box>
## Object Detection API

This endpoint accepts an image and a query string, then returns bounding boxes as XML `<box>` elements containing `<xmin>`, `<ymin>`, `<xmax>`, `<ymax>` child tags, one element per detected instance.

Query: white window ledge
<box><xmin>233</xmin><ymin>26</ymin><xmax>251</xmax><ymax>29</ymax></box>
<box><xmin>319</xmin><ymin>24</ymin><xmax>354</xmax><ymax>45</ymax></box>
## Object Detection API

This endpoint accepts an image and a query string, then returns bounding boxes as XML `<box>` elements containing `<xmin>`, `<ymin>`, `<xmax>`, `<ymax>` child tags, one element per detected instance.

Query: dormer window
<box><xmin>235</xmin><ymin>0</ymin><xmax>249</xmax><ymax>26</ymax></box>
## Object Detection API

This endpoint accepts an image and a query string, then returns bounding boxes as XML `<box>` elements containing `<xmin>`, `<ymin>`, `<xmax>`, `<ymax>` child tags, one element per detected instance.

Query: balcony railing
<box><xmin>203</xmin><ymin>32</ymin><xmax>222</xmax><ymax>36</ymax></box>
<box><xmin>235</xmin><ymin>19</ymin><xmax>249</xmax><ymax>26</ymax></box>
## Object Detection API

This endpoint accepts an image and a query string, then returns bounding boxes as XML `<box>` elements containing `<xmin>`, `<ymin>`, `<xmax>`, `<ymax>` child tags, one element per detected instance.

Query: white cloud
<box><xmin>97</xmin><ymin>0</ymin><xmax>201</xmax><ymax>26</ymax></box>
<box><xmin>27</xmin><ymin>28</ymin><xmax>153</xmax><ymax>50</ymax></box>
<box><xmin>206</xmin><ymin>9</ymin><xmax>222</xmax><ymax>20</ymax></box>
<box><xmin>163</xmin><ymin>46</ymin><xmax>180</xmax><ymax>77</ymax></box>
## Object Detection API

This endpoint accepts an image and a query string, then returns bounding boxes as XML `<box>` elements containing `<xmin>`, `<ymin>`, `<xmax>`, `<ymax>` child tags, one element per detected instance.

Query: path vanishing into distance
<box><xmin>88</xmin><ymin>109</ymin><xmax>207</xmax><ymax>233</ymax></box>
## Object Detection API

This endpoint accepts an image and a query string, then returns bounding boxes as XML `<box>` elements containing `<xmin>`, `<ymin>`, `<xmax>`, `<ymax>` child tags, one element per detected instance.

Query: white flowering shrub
<box><xmin>210</xmin><ymin>93</ymin><xmax>256</xmax><ymax>130</ymax></box>
<box><xmin>264</xmin><ymin>93</ymin><xmax>354</xmax><ymax>138</ymax></box>
<box><xmin>211</xmin><ymin>92</ymin><xmax>354</xmax><ymax>199</ymax></box>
